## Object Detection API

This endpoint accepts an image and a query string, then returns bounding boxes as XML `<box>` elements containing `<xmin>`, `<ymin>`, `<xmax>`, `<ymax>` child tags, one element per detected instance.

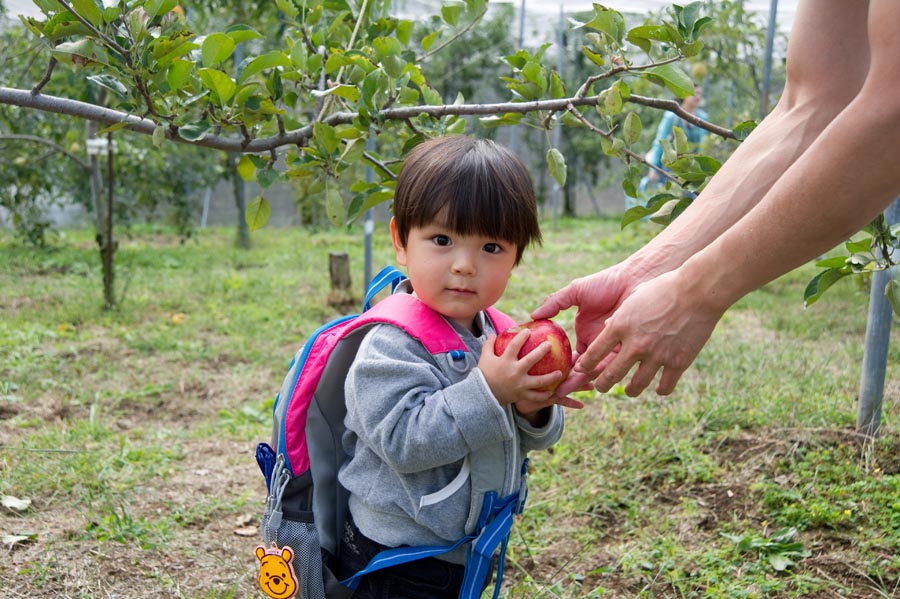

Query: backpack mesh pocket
<box><xmin>261</xmin><ymin>469</ymin><xmax>330</xmax><ymax>599</ymax></box>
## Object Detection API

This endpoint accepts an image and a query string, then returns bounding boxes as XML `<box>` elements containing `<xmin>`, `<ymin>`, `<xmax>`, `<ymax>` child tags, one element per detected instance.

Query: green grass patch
<box><xmin>2</xmin><ymin>219</ymin><xmax>899</xmax><ymax>598</ymax></box>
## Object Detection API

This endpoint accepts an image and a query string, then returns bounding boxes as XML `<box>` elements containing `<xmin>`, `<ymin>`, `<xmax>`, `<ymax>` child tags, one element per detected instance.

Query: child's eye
<box><xmin>483</xmin><ymin>243</ymin><xmax>503</xmax><ymax>254</ymax></box>
<box><xmin>433</xmin><ymin>235</ymin><xmax>452</xmax><ymax>246</ymax></box>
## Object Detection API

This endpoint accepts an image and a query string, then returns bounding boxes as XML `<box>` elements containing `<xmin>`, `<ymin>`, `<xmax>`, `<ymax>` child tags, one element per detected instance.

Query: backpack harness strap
<box><xmin>341</xmin><ymin>458</ymin><xmax>529</xmax><ymax>599</ymax></box>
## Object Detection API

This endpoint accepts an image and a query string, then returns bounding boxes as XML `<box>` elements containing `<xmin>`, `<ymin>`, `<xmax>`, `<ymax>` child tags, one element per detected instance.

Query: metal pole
<box><xmin>363</xmin><ymin>134</ymin><xmax>376</xmax><ymax>288</ymax></box>
<box><xmin>760</xmin><ymin>0</ymin><xmax>778</xmax><ymax>118</ymax></box>
<box><xmin>550</xmin><ymin>4</ymin><xmax>563</xmax><ymax>226</ymax></box>
<box><xmin>857</xmin><ymin>197</ymin><xmax>900</xmax><ymax>438</ymax></box>
<box><xmin>509</xmin><ymin>0</ymin><xmax>526</xmax><ymax>152</ymax></box>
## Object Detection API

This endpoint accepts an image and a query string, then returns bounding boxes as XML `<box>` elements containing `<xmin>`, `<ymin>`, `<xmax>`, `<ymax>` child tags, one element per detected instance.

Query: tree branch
<box><xmin>0</xmin><ymin>86</ymin><xmax>736</xmax><ymax>155</ymax></box>
<box><xmin>0</xmin><ymin>133</ymin><xmax>90</xmax><ymax>170</ymax></box>
<box><xmin>564</xmin><ymin>103</ymin><xmax>682</xmax><ymax>187</ymax></box>
<box><xmin>628</xmin><ymin>94</ymin><xmax>735</xmax><ymax>139</ymax></box>
<box><xmin>31</xmin><ymin>57</ymin><xmax>58</xmax><ymax>95</ymax></box>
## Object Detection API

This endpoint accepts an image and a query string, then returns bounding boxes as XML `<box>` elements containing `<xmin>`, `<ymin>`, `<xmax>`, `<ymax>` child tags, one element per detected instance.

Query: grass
<box><xmin>1</xmin><ymin>217</ymin><xmax>899</xmax><ymax>598</ymax></box>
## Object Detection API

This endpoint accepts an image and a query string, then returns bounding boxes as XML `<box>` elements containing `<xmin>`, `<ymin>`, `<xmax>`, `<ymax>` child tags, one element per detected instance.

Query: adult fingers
<box><xmin>554</xmin><ymin>395</ymin><xmax>585</xmax><ymax>410</ymax></box>
<box><xmin>655</xmin><ymin>365</ymin><xmax>688</xmax><ymax>396</ymax></box>
<box><xmin>555</xmin><ymin>369</ymin><xmax>595</xmax><ymax>397</ymax></box>
<box><xmin>592</xmin><ymin>344</ymin><xmax>639</xmax><ymax>393</ymax></box>
<box><xmin>574</xmin><ymin>323</ymin><xmax>621</xmax><ymax>376</ymax></box>
<box><xmin>623</xmin><ymin>360</ymin><xmax>661</xmax><ymax>397</ymax></box>
<box><xmin>531</xmin><ymin>284</ymin><xmax>575</xmax><ymax>320</ymax></box>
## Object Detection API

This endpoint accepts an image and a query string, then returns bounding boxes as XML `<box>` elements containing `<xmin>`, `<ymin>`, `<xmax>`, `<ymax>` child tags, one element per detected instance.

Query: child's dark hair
<box><xmin>392</xmin><ymin>135</ymin><xmax>541</xmax><ymax>264</ymax></box>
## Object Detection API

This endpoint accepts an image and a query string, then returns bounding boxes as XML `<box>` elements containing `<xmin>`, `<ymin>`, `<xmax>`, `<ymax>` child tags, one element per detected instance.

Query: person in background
<box><xmin>636</xmin><ymin>85</ymin><xmax>709</xmax><ymax>199</ymax></box>
<box><xmin>535</xmin><ymin>0</ymin><xmax>900</xmax><ymax>398</ymax></box>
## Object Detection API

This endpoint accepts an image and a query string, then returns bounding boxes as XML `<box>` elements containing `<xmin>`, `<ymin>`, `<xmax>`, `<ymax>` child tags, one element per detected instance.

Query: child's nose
<box><xmin>451</xmin><ymin>252</ymin><xmax>476</xmax><ymax>275</ymax></box>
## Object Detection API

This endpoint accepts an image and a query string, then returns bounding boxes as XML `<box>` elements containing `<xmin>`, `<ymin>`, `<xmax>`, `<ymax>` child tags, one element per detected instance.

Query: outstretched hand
<box><xmin>531</xmin><ymin>266</ymin><xmax>633</xmax><ymax>396</ymax></box>
<box><xmin>572</xmin><ymin>269</ymin><xmax>725</xmax><ymax>396</ymax></box>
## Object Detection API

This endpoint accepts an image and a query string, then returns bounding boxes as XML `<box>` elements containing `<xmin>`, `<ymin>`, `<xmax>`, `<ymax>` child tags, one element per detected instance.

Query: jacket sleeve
<box><xmin>514</xmin><ymin>405</ymin><xmax>564</xmax><ymax>451</ymax></box>
<box><xmin>344</xmin><ymin>324</ymin><xmax>514</xmax><ymax>474</ymax></box>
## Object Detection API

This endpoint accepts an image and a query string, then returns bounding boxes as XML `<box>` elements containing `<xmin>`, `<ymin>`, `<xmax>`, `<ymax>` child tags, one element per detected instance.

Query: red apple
<box><xmin>494</xmin><ymin>319</ymin><xmax>573</xmax><ymax>392</ymax></box>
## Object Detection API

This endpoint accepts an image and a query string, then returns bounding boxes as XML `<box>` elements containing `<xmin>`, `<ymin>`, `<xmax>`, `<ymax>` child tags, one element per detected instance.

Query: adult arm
<box><xmin>535</xmin><ymin>0</ymin><xmax>878</xmax><ymax>396</ymax></box>
<box><xmin>577</xmin><ymin>0</ymin><xmax>900</xmax><ymax>397</ymax></box>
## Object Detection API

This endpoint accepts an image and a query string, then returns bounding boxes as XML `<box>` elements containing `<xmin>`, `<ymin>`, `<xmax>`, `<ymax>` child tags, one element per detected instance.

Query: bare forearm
<box><xmin>682</xmin><ymin>85</ymin><xmax>900</xmax><ymax>311</ymax></box>
<box><xmin>626</xmin><ymin>98</ymin><xmax>839</xmax><ymax>281</ymax></box>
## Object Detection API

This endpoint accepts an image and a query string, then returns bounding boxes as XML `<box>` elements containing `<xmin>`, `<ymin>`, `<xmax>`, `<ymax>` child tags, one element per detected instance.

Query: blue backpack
<box><xmin>255</xmin><ymin>266</ymin><xmax>527</xmax><ymax>599</ymax></box>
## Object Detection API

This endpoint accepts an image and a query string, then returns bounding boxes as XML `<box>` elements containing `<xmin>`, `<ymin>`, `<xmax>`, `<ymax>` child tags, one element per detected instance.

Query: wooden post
<box><xmin>857</xmin><ymin>197</ymin><xmax>900</xmax><ymax>438</ymax></box>
<box><xmin>328</xmin><ymin>252</ymin><xmax>354</xmax><ymax>310</ymax></box>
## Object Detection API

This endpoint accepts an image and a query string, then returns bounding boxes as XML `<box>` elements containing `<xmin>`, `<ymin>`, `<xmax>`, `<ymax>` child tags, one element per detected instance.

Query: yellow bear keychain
<box><xmin>255</xmin><ymin>544</ymin><xmax>299</xmax><ymax>599</ymax></box>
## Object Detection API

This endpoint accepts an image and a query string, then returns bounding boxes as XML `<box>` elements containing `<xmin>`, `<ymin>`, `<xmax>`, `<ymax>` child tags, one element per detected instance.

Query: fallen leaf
<box><xmin>1</xmin><ymin>495</ymin><xmax>32</xmax><ymax>513</ymax></box>
<box><xmin>234</xmin><ymin>526</ymin><xmax>258</xmax><ymax>537</ymax></box>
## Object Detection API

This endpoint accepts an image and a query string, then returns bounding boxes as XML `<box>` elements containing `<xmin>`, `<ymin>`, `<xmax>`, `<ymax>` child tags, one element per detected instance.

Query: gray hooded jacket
<box><xmin>338</xmin><ymin>285</ymin><xmax>564</xmax><ymax>564</ymax></box>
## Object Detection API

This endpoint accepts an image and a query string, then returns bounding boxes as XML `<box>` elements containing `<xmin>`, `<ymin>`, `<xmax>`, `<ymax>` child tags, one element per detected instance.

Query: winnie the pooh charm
<box><xmin>255</xmin><ymin>544</ymin><xmax>299</xmax><ymax>599</ymax></box>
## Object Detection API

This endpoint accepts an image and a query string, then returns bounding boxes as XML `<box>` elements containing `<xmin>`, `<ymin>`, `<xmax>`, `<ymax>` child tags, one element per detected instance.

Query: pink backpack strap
<box><xmin>364</xmin><ymin>295</ymin><xmax>518</xmax><ymax>349</ymax></box>
<box><xmin>358</xmin><ymin>294</ymin><xmax>465</xmax><ymax>353</ymax></box>
<box><xmin>485</xmin><ymin>306</ymin><xmax>516</xmax><ymax>334</ymax></box>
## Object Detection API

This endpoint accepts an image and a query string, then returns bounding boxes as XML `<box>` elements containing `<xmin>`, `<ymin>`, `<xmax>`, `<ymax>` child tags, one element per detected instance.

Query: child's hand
<box><xmin>479</xmin><ymin>330</ymin><xmax>563</xmax><ymax>407</ymax></box>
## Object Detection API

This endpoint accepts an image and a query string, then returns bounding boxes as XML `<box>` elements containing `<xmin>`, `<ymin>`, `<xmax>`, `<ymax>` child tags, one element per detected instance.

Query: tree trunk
<box><xmin>101</xmin><ymin>132</ymin><xmax>116</xmax><ymax>309</ymax></box>
<box><xmin>231</xmin><ymin>151</ymin><xmax>250</xmax><ymax>249</ymax></box>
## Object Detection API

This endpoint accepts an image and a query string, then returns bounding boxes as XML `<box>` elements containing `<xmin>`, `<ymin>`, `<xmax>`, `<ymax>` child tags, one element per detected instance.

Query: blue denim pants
<box><xmin>336</xmin><ymin>518</ymin><xmax>467</xmax><ymax>599</ymax></box>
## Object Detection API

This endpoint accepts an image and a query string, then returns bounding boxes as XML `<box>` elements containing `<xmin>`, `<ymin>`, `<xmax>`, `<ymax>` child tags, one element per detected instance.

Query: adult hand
<box><xmin>576</xmin><ymin>268</ymin><xmax>726</xmax><ymax>396</ymax></box>
<box><xmin>531</xmin><ymin>265</ymin><xmax>636</xmax><ymax>396</ymax></box>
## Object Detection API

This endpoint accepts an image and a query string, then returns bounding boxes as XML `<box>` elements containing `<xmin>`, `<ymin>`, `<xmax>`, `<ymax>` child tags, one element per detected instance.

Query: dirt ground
<box><xmin>2</xmin><ymin>394</ymin><xmax>897</xmax><ymax>598</ymax></box>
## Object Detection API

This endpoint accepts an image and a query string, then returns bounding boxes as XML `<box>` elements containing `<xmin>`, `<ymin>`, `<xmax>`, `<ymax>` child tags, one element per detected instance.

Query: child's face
<box><xmin>391</xmin><ymin>217</ymin><xmax>518</xmax><ymax>333</ymax></box>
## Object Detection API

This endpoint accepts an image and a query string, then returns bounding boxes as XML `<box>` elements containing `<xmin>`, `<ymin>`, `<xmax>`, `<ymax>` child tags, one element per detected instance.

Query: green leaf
<box><xmin>547</xmin><ymin>148</ymin><xmax>567</xmax><ymax>187</ymax></box>
<box><xmin>52</xmin><ymin>39</ymin><xmax>109</xmax><ymax>67</ymax></box>
<box><xmin>599</xmin><ymin>136</ymin><xmax>625</xmax><ymax>157</ymax></box>
<box><xmin>145</xmin><ymin>0</ymin><xmax>177</xmax><ymax>19</ymax></box>
<box><xmin>201</xmin><ymin>33</ymin><xmax>235</xmax><ymax>68</ymax></box>
<box><xmin>644</xmin><ymin>63</ymin><xmax>694</xmax><ymax>98</ymax></box>
<box><xmin>225</xmin><ymin>24</ymin><xmax>263</xmax><ymax>44</ymax></box>
<box><xmin>420</xmin><ymin>83</ymin><xmax>442</xmax><ymax>106</ymax></box>
<box><xmin>347</xmin><ymin>184</ymin><xmax>394</xmax><ymax>223</ymax></box>
<box><xmin>582</xmin><ymin>5</ymin><xmax>625</xmax><ymax>45</ymax></box>
<box><xmin>197</xmin><ymin>68</ymin><xmax>236</xmax><ymax>105</ymax></box>
<box><xmin>623</xmin><ymin>112</ymin><xmax>642</xmax><ymax>146</ymax></box>
<box><xmin>886</xmin><ymin>279</ymin><xmax>900</xmax><ymax>316</ymax></box>
<box><xmin>441</xmin><ymin>4</ymin><xmax>461</xmax><ymax>26</ymax></box>
<box><xmin>246</xmin><ymin>196</ymin><xmax>271</xmax><ymax>231</ymax></box>
<box><xmin>815</xmin><ymin>256</ymin><xmax>848</xmax><ymax>269</ymax></box>
<box><xmin>311</xmin><ymin>84</ymin><xmax>361</xmax><ymax>102</ymax></box>
<box><xmin>87</xmin><ymin>74</ymin><xmax>127</xmax><ymax>96</ymax></box>
<box><xmin>177</xmin><ymin>119</ymin><xmax>210</xmax><ymax>142</ymax></box>
<box><xmin>396</xmin><ymin>20</ymin><xmax>414</xmax><ymax>46</ymax></box>
<box><xmin>803</xmin><ymin>268</ymin><xmax>850</xmax><ymax>308</ymax></box>
<box><xmin>421</xmin><ymin>30</ymin><xmax>440</xmax><ymax>52</ymax></box>
<box><xmin>313</xmin><ymin>122</ymin><xmax>341</xmax><ymax>155</ymax></box>
<box><xmin>257</xmin><ymin>168</ymin><xmax>278</xmax><ymax>189</ymax></box>
<box><xmin>626</xmin><ymin>25</ymin><xmax>671</xmax><ymax>53</ymax></box>
<box><xmin>581</xmin><ymin>46</ymin><xmax>605</xmax><ymax>68</ymax></box>
<box><xmin>381</xmin><ymin>55</ymin><xmax>407</xmax><ymax>79</ymax></box>
<box><xmin>167</xmin><ymin>60</ymin><xmax>193</xmax><ymax>90</ymax></box>
<box><xmin>596</xmin><ymin>87</ymin><xmax>622</xmax><ymax>118</ymax></box>
<box><xmin>69</xmin><ymin>0</ymin><xmax>103</xmax><ymax>26</ymax></box>
<box><xmin>152</xmin><ymin>124</ymin><xmax>166</xmax><ymax>148</ymax></box>
<box><xmin>672</xmin><ymin>126</ymin><xmax>689</xmax><ymax>155</ymax></box>
<box><xmin>275</xmin><ymin>0</ymin><xmax>298</xmax><ymax>19</ymax></box>
<box><xmin>732</xmin><ymin>120</ymin><xmax>757</xmax><ymax>141</ymax></box>
<box><xmin>238</xmin><ymin>51</ymin><xmax>293</xmax><ymax>83</ymax></box>
<box><xmin>325</xmin><ymin>183</ymin><xmax>345</xmax><ymax>226</ymax></box>
<box><xmin>237</xmin><ymin>155</ymin><xmax>256</xmax><ymax>181</ymax></box>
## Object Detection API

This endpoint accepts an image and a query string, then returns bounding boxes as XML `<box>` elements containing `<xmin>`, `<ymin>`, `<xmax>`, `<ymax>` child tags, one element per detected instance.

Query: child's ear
<box><xmin>390</xmin><ymin>218</ymin><xmax>408</xmax><ymax>266</ymax></box>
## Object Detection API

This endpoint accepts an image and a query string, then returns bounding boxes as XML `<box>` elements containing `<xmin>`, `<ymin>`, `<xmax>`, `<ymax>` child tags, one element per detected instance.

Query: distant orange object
<box><xmin>171</xmin><ymin>5</ymin><xmax>185</xmax><ymax>17</ymax></box>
